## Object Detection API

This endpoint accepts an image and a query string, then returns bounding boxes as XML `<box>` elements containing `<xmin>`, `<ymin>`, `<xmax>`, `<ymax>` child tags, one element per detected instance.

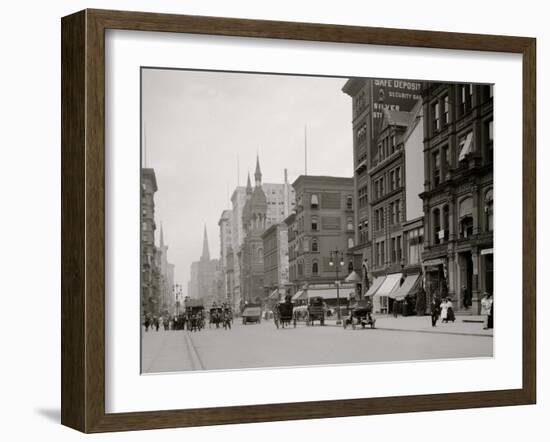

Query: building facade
<box><xmin>141</xmin><ymin>168</ymin><xmax>161</xmax><ymax>318</ymax></box>
<box><xmin>218</xmin><ymin>209</ymin><xmax>233</xmax><ymax>304</ymax></box>
<box><xmin>420</xmin><ymin>83</ymin><xmax>493</xmax><ymax>314</ymax></box>
<box><xmin>231</xmin><ymin>162</ymin><xmax>295</xmax><ymax>308</ymax></box>
<box><xmin>262</xmin><ymin>222</ymin><xmax>290</xmax><ymax>299</ymax></box>
<box><xmin>287</xmin><ymin>175</ymin><xmax>356</xmax><ymax>305</ymax></box>
<box><xmin>157</xmin><ymin>225</ymin><xmax>175</xmax><ymax>316</ymax></box>
<box><xmin>342</xmin><ymin>78</ymin><xmax>423</xmax><ymax>300</ymax></box>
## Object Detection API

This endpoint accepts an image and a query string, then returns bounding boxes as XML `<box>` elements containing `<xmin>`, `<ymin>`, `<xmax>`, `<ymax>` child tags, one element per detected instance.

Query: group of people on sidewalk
<box><xmin>430</xmin><ymin>297</ymin><xmax>455</xmax><ymax>327</ymax></box>
<box><xmin>430</xmin><ymin>292</ymin><xmax>494</xmax><ymax>329</ymax></box>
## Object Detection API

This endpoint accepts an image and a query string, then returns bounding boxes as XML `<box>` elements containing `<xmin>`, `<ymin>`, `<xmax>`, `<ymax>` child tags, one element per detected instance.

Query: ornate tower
<box><xmin>201</xmin><ymin>225</ymin><xmax>210</xmax><ymax>261</ymax></box>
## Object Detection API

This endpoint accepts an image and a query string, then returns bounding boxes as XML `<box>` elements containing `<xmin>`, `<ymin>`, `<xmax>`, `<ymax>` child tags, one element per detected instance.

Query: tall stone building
<box><xmin>420</xmin><ymin>83</ymin><xmax>493</xmax><ymax>314</ymax></box>
<box><xmin>231</xmin><ymin>161</ymin><xmax>295</xmax><ymax>308</ymax></box>
<box><xmin>218</xmin><ymin>209</ymin><xmax>233</xmax><ymax>304</ymax></box>
<box><xmin>141</xmin><ymin>168</ymin><xmax>161</xmax><ymax>318</ymax></box>
<box><xmin>342</xmin><ymin>78</ymin><xmax>423</xmax><ymax>299</ymax></box>
<box><xmin>262</xmin><ymin>222</ymin><xmax>290</xmax><ymax>300</ymax></box>
<box><xmin>240</xmin><ymin>158</ymin><xmax>268</xmax><ymax>304</ymax></box>
<box><xmin>157</xmin><ymin>225</ymin><xmax>175</xmax><ymax>316</ymax></box>
<box><xmin>286</xmin><ymin>175</ymin><xmax>356</xmax><ymax>307</ymax></box>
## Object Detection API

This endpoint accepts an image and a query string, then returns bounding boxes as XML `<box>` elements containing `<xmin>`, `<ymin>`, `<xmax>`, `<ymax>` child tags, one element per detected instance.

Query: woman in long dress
<box><xmin>440</xmin><ymin>298</ymin><xmax>449</xmax><ymax>323</ymax></box>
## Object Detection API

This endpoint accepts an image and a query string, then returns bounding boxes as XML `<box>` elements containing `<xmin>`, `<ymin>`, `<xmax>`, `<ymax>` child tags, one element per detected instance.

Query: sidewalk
<box><xmin>324</xmin><ymin>315</ymin><xmax>493</xmax><ymax>337</ymax></box>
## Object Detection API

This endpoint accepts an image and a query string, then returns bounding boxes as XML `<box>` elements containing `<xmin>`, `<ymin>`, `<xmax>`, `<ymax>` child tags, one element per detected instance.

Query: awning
<box><xmin>458</xmin><ymin>132</ymin><xmax>473</xmax><ymax>161</ymax></box>
<box><xmin>423</xmin><ymin>258</ymin><xmax>445</xmax><ymax>267</ymax></box>
<box><xmin>392</xmin><ymin>274</ymin><xmax>421</xmax><ymax>300</ymax></box>
<box><xmin>268</xmin><ymin>289</ymin><xmax>282</xmax><ymax>300</ymax></box>
<box><xmin>307</xmin><ymin>288</ymin><xmax>355</xmax><ymax>300</ymax></box>
<box><xmin>291</xmin><ymin>290</ymin><xmax>307</xmax><ymax>302</ymax></box>
<box><xmin>373</xmin><ymin>273</ymin><xmax>402</xmax><ymax>298</ymax></box>
<box><xmin>365</xmin><ymin>276</ymin><xmax>385</xmax><ymax>296</ymax></box>
<box><xmin>345</xmin><ymin>270</ymin><xmax>362</xmax><ymax>283</ymax></box>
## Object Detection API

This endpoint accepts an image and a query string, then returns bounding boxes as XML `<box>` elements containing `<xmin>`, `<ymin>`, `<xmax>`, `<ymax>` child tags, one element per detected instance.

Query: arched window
<box><xmin>312</xmin><ymin>260</ymin><xmax>319</xmax><ymax>275</ymax></box>
<box><xmin>348</xmin><ymin>237</ymin><xmax>355</xmax><ymax>249</ymax></box>
<box><xmin>485</xmin><ymin>189</ymin><xmax>494</xmax><ymax>232</ymax></box>
<box><xmin>347</xmin><ymin>217</ymin><xmax>354</xmax><ymax>231</ymax></box>
<box><xmin>310</xmin><ymin>194</ymin><xmax>319</xmax><ymax>209</ymax></box>
<box><xmin>433</xmin><ymin>208</ymin><xmax>441</xmax><ymax>244</ymax></box>
<box><xmin>311</xmin><ymin>238</ymin><xmax>318</xmax><ymax>252</ymax></box>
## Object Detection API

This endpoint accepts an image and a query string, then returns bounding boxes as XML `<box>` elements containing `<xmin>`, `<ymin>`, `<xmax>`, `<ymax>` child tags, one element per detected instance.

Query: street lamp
<box><xmin>329</xmin><ymin>250</ymin><xmax>345</xmax><ymax>325</ymax></box>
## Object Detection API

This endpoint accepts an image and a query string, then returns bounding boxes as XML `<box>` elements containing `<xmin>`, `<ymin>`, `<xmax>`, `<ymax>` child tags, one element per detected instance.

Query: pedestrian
<box><xmin>440</xmin><ymin>297</ymin><xmax>449</xmax><ymax>323</ymax></box>
<box><xmin>143</xmin><ymin>317</ymin><xmax>150</xmax><ymax>332</ymax></box>
<box><xmin>392</xmin><ymin>299</ymin><xmax>399</xmax><ymax>318</ymax></box>
<box><xmin>487</xmin><ymin>295</ymin><xmax>494</xmax><ymax>329</ymax></box>
<box><xmin>481</xmin><ymin>292</ymin><xmax>492</xmax><ymax>329</ymax></box>
<box><xmin>445</xmin><ymin>298</ymin><xmax>455</xmax><ymax>323</ymax></box>
<box><xmin>430</xmin><ymin>298</ymin><xmax>440</xmax><ymax>327</ymax></box>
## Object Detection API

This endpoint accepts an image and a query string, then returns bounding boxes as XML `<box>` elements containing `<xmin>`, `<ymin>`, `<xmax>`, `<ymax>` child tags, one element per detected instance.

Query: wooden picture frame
<box><xmin>61</xmin><ymin>8</ymin><xmax>536</xmax><ymax>433</ymax></box>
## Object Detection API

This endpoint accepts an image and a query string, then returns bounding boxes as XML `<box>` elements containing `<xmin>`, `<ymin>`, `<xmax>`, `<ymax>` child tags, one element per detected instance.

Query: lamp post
<box><xmin>329</xmin><ymin>250</ymin><xmax>345</xmax><ymax>325</ymax></box>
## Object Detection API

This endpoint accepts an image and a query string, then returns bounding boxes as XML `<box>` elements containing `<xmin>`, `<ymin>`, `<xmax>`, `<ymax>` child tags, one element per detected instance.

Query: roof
<box><xmin>380</xmin><ymin>109</ymin><xmax>414</xmax><ymax>132</ymax></box>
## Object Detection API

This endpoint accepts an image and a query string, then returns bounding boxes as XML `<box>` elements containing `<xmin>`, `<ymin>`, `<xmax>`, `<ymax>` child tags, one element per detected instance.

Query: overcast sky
<box><xmin>142</xmin><ymin>68</ymin><xmax>353</xmax><ymax>288</ymax></box>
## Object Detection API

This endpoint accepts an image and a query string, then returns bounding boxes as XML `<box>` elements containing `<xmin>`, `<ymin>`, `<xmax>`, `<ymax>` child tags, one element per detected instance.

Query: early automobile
<box><xmin>343</xmin><ymin>299</ymin><xmax>376</xmax><ymax>329</ymax></box>
<box><xmin>306</xmin><ymin>296</ymin><xmax>326</xmax><ymax>326</ymax></box>
<box><xmin>242</xmin><ymin>303</ymin><xmax>262</xmax><ymax>324</ymax></box>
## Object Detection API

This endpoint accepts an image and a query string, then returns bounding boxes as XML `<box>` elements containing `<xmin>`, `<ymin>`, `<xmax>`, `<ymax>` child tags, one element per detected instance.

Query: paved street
<box><xmin>142</xmin><ymin>316</ymin><xmax>493</xmax><ymax>373</ymax></box>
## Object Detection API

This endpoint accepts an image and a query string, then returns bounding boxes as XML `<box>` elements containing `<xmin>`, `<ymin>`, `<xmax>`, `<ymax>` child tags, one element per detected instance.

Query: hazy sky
<box><xmin>142</xmin><ymin>69</ymin><xmax>353</xmax><ymax>287</ymax></box>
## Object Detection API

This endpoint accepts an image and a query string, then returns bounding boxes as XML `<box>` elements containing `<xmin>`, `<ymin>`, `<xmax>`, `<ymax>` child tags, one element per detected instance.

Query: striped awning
<box><xmin>391</xmin><ymin>274</ymin><xmax>421</xmax><ymax>300</ymax></box>
<box><xmin>365</xmin><ymin>276</ymin><xmax>385</xmax><ymax>296</ymax></box>
<box><xmin>373</xmin><ymin>273</ymin><xmax>402</xmax><ymax>298</ymax></box>
<box><xmin>291</xmin><ymin>290</ymin><xmax>307</xmax><ymax>302</ymax></box>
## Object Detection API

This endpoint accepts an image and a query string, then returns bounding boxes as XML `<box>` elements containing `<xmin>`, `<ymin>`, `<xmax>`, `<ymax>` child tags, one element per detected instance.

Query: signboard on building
<box><xmin>370</xmin><ymin>79</ymin><xmax>423</xmax><ymax>140</ymax></box>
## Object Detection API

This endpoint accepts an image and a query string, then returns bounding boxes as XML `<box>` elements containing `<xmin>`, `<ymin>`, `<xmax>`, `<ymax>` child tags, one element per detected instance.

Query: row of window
<box><xmin>373</xmin><ymin>200</ymin><xmax>402</xmax><ymax>231</ymax></box>
<box><xmin>373</xmin><ymin>167</ymin><xmax>402</xmax><ymax>200</ymax></box>
<box><xmin>430</xmin><ymin>84</ymin><xmax>493</xmax><ymax>136</ymax></box>
<box><xmin>430</xmin><ymin>190</ymin><xmax>493</xmax><ymax>245</ymax></box>
<box><xmin>294</xmin><ymin>258</ymin><xmax>355</xmax><ymax>277</ymax></box>
<box><xmin>431</xmin><ymin>119</ymin><xmax>493</xmax><ymax>187</ymax></box>
<box><xmin>376</xmin><ymin>133</ymin><xmax>398</xmax><ymax>163</ymax></box>
<box><xmin>309</xmin><ymin>194</ymin><xmax>353</xmax><ymax>210</ymax></box>
<box><xmin>374</xmin><ymin>237</ymin><xmax>402</xmax><ymax>267</ymax></box>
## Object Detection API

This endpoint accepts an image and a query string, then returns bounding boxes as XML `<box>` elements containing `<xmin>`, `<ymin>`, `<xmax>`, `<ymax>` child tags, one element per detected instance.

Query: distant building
<box><xmin>420</xmin><ymin>83</ymin><xmax>493</xmax><ymax>314</ymax></box>
<box><xmin>287</xmin><ymin>175</ymin><xmax>356</xmax><ymax>306</ymax></box>
<box><xmin>187</xmin><ymin>227</ymin><xmax>221</xmax><ymax>306</ymax></box>
<box><xmin>141</xmin><ymin>168</ymin><xmax>161</xmax><ymax>318</ymax></box>
<box><xmin>157</xmin><ymin>225</ymin><xmax>175</xmax><ymax>316</ymax></box>
<box><xmin>218</xmin><ymin>209</ymin><xmax>233</xmax><ymax>303</ymax></box>
<box><xmin>262</xmin><ymin>222</ymin><xmax>290</xmax><ymax>300</ymax></box>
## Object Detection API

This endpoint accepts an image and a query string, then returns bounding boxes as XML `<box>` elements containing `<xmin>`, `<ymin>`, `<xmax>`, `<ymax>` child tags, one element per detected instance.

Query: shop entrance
<box><xmin>458</xmin><ymin>251</ymin><xmax>473</xmax><ymax>308</ymax></box>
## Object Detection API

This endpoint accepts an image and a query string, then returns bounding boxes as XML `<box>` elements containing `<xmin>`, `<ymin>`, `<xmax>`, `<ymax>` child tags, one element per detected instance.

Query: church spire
<box><xmin>254</xmin><ymin>154</ymin><xmax>262</xmax><ymax>187</ymax></box>
<box><xmin>246</xmin><ymin>171</ymin><xmax>252</xmax><ymax>195</ymax></box>
<box><xmin>201</xmin><ymin>225</ymin><xmax>210</xmax><ymax>261</ymax></box>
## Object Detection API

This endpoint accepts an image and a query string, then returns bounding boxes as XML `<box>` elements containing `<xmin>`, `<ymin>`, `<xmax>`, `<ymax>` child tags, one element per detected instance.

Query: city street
<box><xmin>142</xmin><ymin>317</ymin><xmax>493</xmax><ymax>373</ymax></box>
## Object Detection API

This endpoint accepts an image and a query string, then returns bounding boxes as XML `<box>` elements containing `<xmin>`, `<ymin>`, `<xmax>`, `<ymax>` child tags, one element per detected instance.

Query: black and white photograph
<box><xmin>140</xmin><ymin>69</ymin><xmax>494</xmax><ymax>374</ymax></box>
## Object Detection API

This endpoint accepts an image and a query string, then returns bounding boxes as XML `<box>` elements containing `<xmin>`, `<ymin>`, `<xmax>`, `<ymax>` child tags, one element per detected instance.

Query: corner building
<box><xmin>420</xmin><ymin>83</ymin><xmax>493</xmax><ymax>314</ymax></box>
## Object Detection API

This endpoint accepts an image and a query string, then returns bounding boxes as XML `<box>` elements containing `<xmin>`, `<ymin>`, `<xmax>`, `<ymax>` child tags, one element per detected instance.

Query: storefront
<box><xmin>392</xmin><ymin>273</ymin><xmax>421</xmax><ymax>316</ymax></box>
<box><xmin>372</xmin><ymin>273</ymin><xmax>402</xmax><ymax>314</ymax></box>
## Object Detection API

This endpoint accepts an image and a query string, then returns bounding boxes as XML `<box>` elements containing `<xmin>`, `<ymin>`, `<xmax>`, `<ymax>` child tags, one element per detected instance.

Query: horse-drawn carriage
<box><xmin>274</xmin><ymin>295</ymin><xmax>294</xmax><ymax>328</ymax></box>
<box><xmin>185</xmin><ymin>299</ymin><xmax>205</xmax><ymax>332</ymax></box>
<box><xmin>343</xmin><ymin>299</ymin><xmax>376</xmax><ymax>329</ymax></box>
